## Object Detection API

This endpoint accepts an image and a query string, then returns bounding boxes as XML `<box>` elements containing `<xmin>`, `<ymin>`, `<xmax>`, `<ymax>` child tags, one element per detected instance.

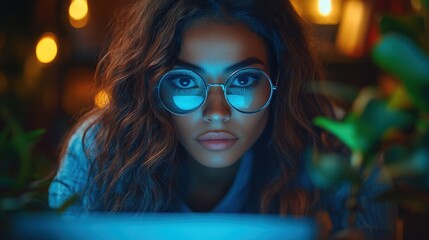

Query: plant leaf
<box><xmin>359</xmin><ymin>99</ymin><xmax>416</xmax><ymax>142</ymax></box>
<box><xmin>379</xmin><ymin>15</ymin><xmax>429</xmax><ymax>53</ymax></box>
<box><xmin>371</xmin><ymin>33</ymin><xmax>429</xmax><ymax>113</ymax></box>
<box><xmin>25</xmin><ymin>129</ymin><xmax>46</xmax><ymax>146</ymax></box>
<box><xmin>314</xmin><ymin>115</ymin><xmax>361</xmax><ymax>151</ymax></box>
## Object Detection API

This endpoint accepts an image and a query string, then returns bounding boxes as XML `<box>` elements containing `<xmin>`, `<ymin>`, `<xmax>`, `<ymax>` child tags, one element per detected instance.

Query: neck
<box><xmin>182</xmin><ymin>154</ymin><xmax>241</xmax><ymax>212</ymax></box>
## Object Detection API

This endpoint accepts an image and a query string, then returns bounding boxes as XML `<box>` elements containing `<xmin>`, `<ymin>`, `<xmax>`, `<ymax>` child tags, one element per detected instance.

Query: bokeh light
<box><xmin>69</xmin><ymin>0</ymin><xmax>88</xmax><ymax>21</ymax></box>
<box><xmin>69</xmin><ymin>14</ymin><xmax>89</xmax><ymax>29</ymax></box>
<box><xmin>35</xmin><ymin>33</ymin><xmax>58</xmax><ymax>64</ymax></box>
<box><xmin>411</xmin><ymin>0</ymin><xmax>422</xmax><ymax>11</ymax></box>
<box><xmin>69</xmin><ymin>0</ymin><xmax>89</xmax><ymax>28</ymax></box>
<box><xmin>318</xmin><ymin>0</ymin><xmax>332</xmax><ymax>16</ymax></box>
<box><xmin>335</xmin><ymin>0</ymin><xmax>370</xmax><ymax>57</ymax></box>
<box><xmin>95</xmin><ymin>90</ymin><xmax>110</xmax><ymax>109</ymax></box>
<box><xmin>290</xmin><ymin>0</ymin><xmax>341</xmax><ymax>25</ymax></box>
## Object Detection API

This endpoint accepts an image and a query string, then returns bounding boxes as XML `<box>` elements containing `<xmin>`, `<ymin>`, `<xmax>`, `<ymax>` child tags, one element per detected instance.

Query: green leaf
<box><xmin>371</xmin><ymin>33</ymin><xmax>429</xmax><ymax>113</ymax></box>
<box><xmin>359</xmin><ymin>99</ymin><xmax>416</xmax><ymax>142</ymax></box>
<box><xmin>379</xmin><ymin>15</ymin><xmax>429</xmax><ymax>53</ymax></box>
<box><xmin>314</xmin><ymin>115</ymin><xmax>362</xmax><ymax>151</ymax></box>
<box><xmin>315</xmin><ymin>98</ymin><xmax>416</xmax><ymax>154</ymax></box>
<box><xmin>25</xmin><ymin>129</ymin><xmax>46</xmax><ymax>146</ymax></box>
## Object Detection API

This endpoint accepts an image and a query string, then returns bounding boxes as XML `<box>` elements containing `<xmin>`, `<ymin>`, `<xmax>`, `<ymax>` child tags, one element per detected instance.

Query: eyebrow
<box><xmin>175</xmin><ymin>57</ymin><xmax>265</xmax><ymax>73</ymax></box>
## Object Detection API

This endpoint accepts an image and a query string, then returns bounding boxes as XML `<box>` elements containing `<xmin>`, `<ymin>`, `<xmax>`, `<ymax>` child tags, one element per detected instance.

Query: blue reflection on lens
<box><xmin>173</xmin><ymin>96</ymin><xmax>204</xmax><ymax>110</ymax></box>
<box><xmin>227</xmin><ymin>94</ymin><xmax>251</xmax><ymax>109</ymax></box>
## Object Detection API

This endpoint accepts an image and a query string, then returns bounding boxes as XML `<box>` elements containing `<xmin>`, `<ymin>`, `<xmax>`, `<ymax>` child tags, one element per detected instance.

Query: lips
<box><xmin>196</xmin><ymin>131</ymin><xmax>238</xmax><ymax>151</ymax></box>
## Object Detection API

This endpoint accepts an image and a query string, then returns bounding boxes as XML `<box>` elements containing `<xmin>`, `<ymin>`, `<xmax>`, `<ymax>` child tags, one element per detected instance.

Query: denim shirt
<box><xmin>49</xmin><ymin>125</ymin><xmax>396</xmax><ymax>239</ymax></box>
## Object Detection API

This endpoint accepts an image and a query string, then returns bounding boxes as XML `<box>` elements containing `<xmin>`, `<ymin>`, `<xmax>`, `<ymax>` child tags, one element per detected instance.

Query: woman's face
<box><xmin>171</xmin><ymin>19</ymin><xmax>270</xmax><ymax>168</ymax></box>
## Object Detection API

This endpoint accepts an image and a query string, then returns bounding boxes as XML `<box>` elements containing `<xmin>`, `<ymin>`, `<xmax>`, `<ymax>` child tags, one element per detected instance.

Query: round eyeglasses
<box><xmin>157</xmin><ymin>67</ymin><xmax>277</xmax><ymax>115</ymax></box>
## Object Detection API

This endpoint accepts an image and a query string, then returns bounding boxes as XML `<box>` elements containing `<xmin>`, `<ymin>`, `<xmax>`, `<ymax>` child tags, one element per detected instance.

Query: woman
<box><xmin>49</xmin><ymin>0</ymin><xmax>395</xmax><ymax>238</ymax></box>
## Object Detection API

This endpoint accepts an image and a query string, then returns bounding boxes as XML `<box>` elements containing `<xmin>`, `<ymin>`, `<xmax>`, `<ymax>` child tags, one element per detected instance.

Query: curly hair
<box><xmin>60</xmin><ymin>0</ymin><xmax>335</xmax><ymax>215</ymax></box>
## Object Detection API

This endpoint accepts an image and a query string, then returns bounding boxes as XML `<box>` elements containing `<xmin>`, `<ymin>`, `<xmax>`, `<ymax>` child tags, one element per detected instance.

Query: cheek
<box><xmin>233</xmin><ymin>111</ymin><xmax>269</xmax><ymax>146</ymax></box>
<box><xmin>238</xmin><ymin>110</ymin><xmax>269</xmax><ymax>132</ymax></box>
<box><xmin>171</xmin><ymin>116</ymin><xmax>196</xmax><ymax>140</ymax></box>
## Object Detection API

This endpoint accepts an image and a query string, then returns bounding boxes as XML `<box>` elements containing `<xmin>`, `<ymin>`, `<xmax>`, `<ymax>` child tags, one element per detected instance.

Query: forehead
<box><xmin>178</xmin><ymin>19</ymin><xmax>269</xmax><ymax>74</ymax></box>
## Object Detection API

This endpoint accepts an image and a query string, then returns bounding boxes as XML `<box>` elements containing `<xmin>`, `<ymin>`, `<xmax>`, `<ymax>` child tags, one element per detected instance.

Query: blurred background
<box><xmin>0</xmin><ymin>0</ymin><xmax>121</xmax><ymax>169</ymax></box>
<box><xmin>1</xmin><ymin>0</ymin><xmax>428</xmax><ymax>239</ymax></box>
<box><xmin>0</xmin><ymin>0</ymin><xmax>413</xmax><ymax>168</ymax></box>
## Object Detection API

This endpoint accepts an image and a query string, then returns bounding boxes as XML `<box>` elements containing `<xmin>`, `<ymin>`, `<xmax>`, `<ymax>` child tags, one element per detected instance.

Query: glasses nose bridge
<box><xmin>206</xmin><ymin>83</ymin><xmax>225</xmax><ymax>91</ymax></box>
<box><xmin>203</xmin><ymin>82</ymin><xmax>231</xmax><ymax>122</ymax></box>
<box><xmin>204</xmin><ymin>82</ymin><xmax>230</xmax><ymax>107</ymax></box>
<box><xmin>205</xmin><ymin>83</ymin><xmax>226</xmax><ymax>99</ymax></box>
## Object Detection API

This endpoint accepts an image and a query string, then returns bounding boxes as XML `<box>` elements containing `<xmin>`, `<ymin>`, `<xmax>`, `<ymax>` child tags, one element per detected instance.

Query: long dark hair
<box><xmin>60</xmin><ymin>0</ymin><xmax>335</xmax><ymax>215</ymax></box>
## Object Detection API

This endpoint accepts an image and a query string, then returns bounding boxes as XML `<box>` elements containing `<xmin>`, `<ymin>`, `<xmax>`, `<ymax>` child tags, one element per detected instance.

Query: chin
<box><xmin>196</xmin><ymin>154</ymin><xmax>239</xmax><ymax>168</ymax></box>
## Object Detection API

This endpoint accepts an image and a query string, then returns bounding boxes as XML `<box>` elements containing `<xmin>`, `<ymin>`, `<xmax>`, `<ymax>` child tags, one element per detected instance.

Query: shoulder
<box><xmin>66</xmin><ymin>118</ymin><xmax>99</xmax><ymax>161</ymax></box>
<box><xmin>48</xmin><ymin>117</ymin><xmax>100</xmax><ymax>213</ymax></box>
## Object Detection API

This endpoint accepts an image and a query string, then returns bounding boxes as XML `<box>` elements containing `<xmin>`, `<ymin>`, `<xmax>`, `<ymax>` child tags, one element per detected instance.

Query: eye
<box><xmin>170</xmin><ymin>76</ymin><xmax>198</xmax><ymax>89</ymax></box>
<box><xmin>230</xmin><ymin>73</ymin><xmax>260</xmax><ymax>88</ymax></box>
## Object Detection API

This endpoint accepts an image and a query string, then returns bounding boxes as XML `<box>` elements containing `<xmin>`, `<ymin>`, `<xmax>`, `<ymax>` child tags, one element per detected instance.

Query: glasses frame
<box><xmin>157</xmin><ymin>67</ymin><xmax>277</xmax><ymax>115</ymax></box>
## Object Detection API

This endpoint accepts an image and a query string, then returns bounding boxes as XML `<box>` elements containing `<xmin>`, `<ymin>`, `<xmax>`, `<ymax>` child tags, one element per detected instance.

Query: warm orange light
<box><xmin>69</xmin><ymin>0</ymin><xmax>89</xmax><ymax>28</ymax></box>
<box><xmin>69</xmin><ymin>14</ymin><xmax>89</xmax><ymax>29</ymax></box>
<box><xmin>411</xmin><ymin>0</ymin><xmax>422</xmax><ymax>11</ymax></box>
<box><xmin>69</xmin><ymin>0</ymin><xmax>88</xmax><ymax>21</ymax></box>
<box><xmin>289</xmin><ymin>0</ymin><xmax>341</xmax><ymax>24</ymax></box>
<box><xmin>318</xmin><ymin>0</ymin><xmax>332</xmax><ymax>16</ymax></box>
<box><xmin>335</xmin><ymin>0</ymin><xmax>371</xmax><ymax>57</ymax></box>
<box><xmin>95</xmin><ymin>90</ymin><xmax>110</xmax><ymax>109</ymax></box>
<box><xmin>308</xmin><ymin>0</ymin><xmax>342</xmax><ymax>25</ymax></box>
<box><xmin>35</xmin><ymin>33</ymin><xmax>58</xmax><ymax>64</ymax></box>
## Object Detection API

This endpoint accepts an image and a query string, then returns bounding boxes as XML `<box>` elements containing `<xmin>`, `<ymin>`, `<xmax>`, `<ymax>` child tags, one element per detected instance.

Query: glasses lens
<box><xmin>226</xmin><ymin>69</ymin><xmax>272</xmax><ymax>113</ymax></box>
<box><xmin>158</xmin><ymin>69</ymin><xmax>206</xmax><ymax>114</ymax></box>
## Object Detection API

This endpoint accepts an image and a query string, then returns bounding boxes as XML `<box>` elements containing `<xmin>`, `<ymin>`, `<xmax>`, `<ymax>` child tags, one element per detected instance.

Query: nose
<box><xmin>203</xmin><ymin>85</ymin><xmax>231</xmax><ymax>123</ymax></box>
